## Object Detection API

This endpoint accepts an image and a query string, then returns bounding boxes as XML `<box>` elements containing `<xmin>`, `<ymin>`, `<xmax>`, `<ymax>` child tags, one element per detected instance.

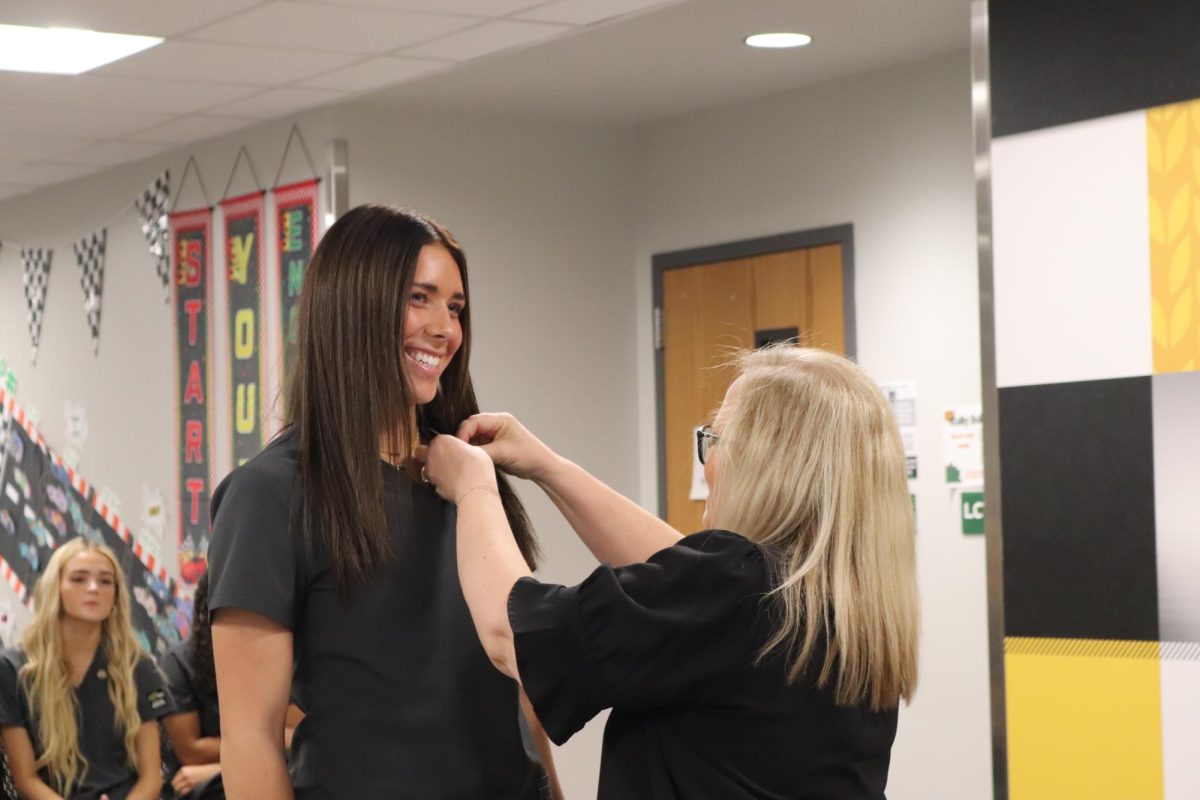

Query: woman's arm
<box><xmin>283</xmin><ymin>703</ymin><xmax>305</xmax><ymax>751</ymax></box>
<box><xmin>459</xmin><ymin>413</ymin><xmax>682</xmax><ymax>566</ymax></box>
<box><xmin>519</xmin><ymin>689</ymin><xmax>563</xmax><ymax>800</ymax></box>
<box><xmin>171</xmin><ymin>763</ymin><xmax>222</xmax><ymax>797</ymax></box>
<box><xmin>212</xmin><ymin>609</ymin><xmax>294</xmax><ymax>800</ymax></box>
<box><xmin>425</xmin><ymin>435</ymin><xmax>530</xmax><ymax>679</ymax></box>
<box><xmin>125</xmin><ymin>721</ymin><xmax>163</xmax><ymax>800</ymax></box>
<box><xmin>0</xmin><ymin>726</ymin><xmax>63</xmax><ymax>800</ymax></box>
<box><xmin>162</xmin><ymin>709</ymin><xmax>220</xmax><ymax>764</ymax></box>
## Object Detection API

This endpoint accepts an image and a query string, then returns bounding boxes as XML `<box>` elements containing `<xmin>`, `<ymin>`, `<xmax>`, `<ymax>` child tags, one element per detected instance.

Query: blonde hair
<box><xmin>19</xmin><ymin>537</ymin><xmax>145</xmax><ymax>795</ymax></box>
<box><xmin>707</xmin><ymin>346</ymin><xmax>919</xmax><ymax>711</ymax></box>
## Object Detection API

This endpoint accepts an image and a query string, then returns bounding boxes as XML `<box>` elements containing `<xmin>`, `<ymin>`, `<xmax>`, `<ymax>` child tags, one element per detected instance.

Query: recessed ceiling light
<box><xmin>0</xmin><ymin>24</ymin><xmax>162</xmax><ymax>75</ymax></box>
<box><xmin>744</xmin><ymin>32</ymin><xmax>812</xmax><ymax>49</ymax></box>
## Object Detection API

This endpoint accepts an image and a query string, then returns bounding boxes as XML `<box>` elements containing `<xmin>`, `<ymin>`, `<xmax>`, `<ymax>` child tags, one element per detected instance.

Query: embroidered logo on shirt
<box><xmin>148</xmin><ymin>688</ymin><xmax>168</xmax><ymax>710</ymax></box>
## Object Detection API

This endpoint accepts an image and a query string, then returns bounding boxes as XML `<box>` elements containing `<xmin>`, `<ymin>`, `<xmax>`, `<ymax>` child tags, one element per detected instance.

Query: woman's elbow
<box><xmin>482</xmin><ymin>625</ymin><xmax>520</xmax><ymax>681</ymax></box>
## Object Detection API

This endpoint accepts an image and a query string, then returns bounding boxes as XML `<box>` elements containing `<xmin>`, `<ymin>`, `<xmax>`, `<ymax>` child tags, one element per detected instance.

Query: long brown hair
<box><xmin>285</xmin><ymin>204</ymin><xmax>537</xmax><ymax>589</ymax></box>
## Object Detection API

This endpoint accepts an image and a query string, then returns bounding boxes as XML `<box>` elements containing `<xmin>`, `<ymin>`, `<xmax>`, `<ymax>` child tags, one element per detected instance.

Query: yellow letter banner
<box><xmin>170</xmin><ymin>206</ymin><xmax>213</xmax><ymax>585</ymax></box>
<box><xmin>221</xmin><ymin>191</ymin><xmax>266</xmax><ymax>470</ymax></box>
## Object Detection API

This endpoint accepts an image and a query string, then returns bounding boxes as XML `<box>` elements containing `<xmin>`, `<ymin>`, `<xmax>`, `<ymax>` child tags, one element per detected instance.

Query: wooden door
<box><xmin>661</xmin><ymin>243</ymin><xmax>847</xmax><ymax>534</ymax></box>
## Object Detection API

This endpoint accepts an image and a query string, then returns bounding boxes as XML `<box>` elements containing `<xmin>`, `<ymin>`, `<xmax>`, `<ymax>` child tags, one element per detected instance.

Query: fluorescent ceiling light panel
<box><xmin>0</xmin><ymin>24</ymin><xmax>162</xmax><ymax>75</ymax></box>
<box><xmin>744</xmin><ymin>32</ymin><xmax>812</xmax><ymax>49</ymax></box>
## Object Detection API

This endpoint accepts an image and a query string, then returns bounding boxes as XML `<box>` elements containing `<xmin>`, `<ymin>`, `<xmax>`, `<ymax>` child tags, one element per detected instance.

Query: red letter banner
<box><xmin>221</xmin><ymin>191</ymin><xmax>266</xmax><ymax>468</ymax></box>
<box><xmin>273</xmin><ymin>179</ymin><xmax>320</xmax><ymax>387</ymax></box>
<box><xmin>170</xmin><ymin>207</ymin><xmax>212</xmax><ymax>585</ymax></box>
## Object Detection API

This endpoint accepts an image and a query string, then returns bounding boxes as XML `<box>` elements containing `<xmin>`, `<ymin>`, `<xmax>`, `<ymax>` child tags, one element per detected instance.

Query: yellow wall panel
<box><xmin>1006</xmin><ymin>638</ymin><xmax>1164</xmax><ymax>799</ymax></box>
<box><xmin>1148</xmin><ymin>101</ymin><xmax>1200</xmax><ymax>373</ymax></box>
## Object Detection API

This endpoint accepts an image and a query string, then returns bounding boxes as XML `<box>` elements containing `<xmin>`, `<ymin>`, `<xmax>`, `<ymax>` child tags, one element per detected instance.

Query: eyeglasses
<box><xmin>696</xmin><ymin>424</ymin><xmax>720</xmax><ymax>465</ymax></box>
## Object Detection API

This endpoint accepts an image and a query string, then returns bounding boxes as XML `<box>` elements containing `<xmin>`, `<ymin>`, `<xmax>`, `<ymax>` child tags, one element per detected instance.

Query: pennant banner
<box><xmin>170</xmin><ymin>208</ymin><xmax>212</xmax><ymax>585</ymax></box>
<box><xmin>221</xmin><ymin>191</ymin><xmax>266</xmax><ymax>467</ymax></box>
<box><xmin>136</xmin><ymin>171</ymin><xmax>171</xmax><ymax>304</ymax></box>
<box><xmin>273</xmin><ymin>179</ymin><xmax>321</xmax><ymax>387</ymax></box>
<box><xmin>72</xmin><ymin>229</ymin><xmax>106</xmax><ymax>356</ymax></box>
<box><xmin>20</xmin><ymin>248</ymin><xmax>52</xmax><ymax>364</ymax></box>
<box><xmin>0</xmin><ymin>387</ymin><xmax>190</xmax><ymax>653</ymax></box>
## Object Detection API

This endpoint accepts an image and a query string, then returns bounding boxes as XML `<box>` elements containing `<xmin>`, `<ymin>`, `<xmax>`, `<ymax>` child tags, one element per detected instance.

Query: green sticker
<box><xmin>961</xmin><ymin>491</ymin><xmax>984</xmax><ymax>535</ymax></box>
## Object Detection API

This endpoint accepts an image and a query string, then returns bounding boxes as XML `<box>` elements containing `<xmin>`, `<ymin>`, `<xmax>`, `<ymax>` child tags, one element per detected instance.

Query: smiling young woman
<box><xmin>207</xmin><ymin>204</ymin><xmax>557</xmax><ymax>800</ymax></box>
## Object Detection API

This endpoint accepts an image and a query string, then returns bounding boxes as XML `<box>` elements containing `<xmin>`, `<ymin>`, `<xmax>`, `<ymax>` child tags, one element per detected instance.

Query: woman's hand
<box><xmin>424</xmin><ymin>434</ymin><xmax>498</xmax><ymax>503</ymax></box>
<box><xmin>172</xmin><ymin>763</ymin><xmax>222</xmax><ymax>796</ymax></box>
<box><xmin>456</xmin><ymin>413</ymin><xmax>558</xmax><ymax>482</ymax></box>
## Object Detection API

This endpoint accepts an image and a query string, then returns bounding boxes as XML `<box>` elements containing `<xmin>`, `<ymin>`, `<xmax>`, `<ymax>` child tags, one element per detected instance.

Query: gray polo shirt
<box><xmin>0</xmin><ymin>646</ymin><xmax>172</xmax><ymax>800</ymax></box>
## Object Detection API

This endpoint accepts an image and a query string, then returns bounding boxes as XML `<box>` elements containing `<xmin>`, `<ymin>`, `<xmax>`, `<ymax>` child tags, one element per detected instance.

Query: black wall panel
<box><xmin>999</xmin><ymin>377</ymin><xmax>1158</xmax><ymax>640</ymax></box>
<box><xmin>991</xmin><ymin>0</ymin><xmax>1200</xmax><ymax>137</ymax></box>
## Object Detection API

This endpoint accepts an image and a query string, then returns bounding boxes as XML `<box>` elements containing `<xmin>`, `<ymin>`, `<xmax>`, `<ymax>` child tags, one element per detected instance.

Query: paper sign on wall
<box><xmin>880</xmin><ymin>380</ymin><xmax>918</xmax><ymax>480</ymax></box>
<box><xmin>942</xmin><ymin>404</ymin><xmax>983</xmax><ymax>487</ymax></box>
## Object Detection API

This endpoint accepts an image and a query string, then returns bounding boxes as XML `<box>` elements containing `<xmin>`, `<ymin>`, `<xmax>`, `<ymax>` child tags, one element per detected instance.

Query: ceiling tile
<box><xmin>0</xmin><ymin>183</ymin><xmax>35</xmax><ymax>202</ymax></box>
<box><xmin>0</xmin><ymin>72</ymin><xmax>50</xmax><ymax>102</ymax></box>
<box><xmin>11</xmin><ymin>75</ymin><xmax>262</xmax><ymax>115</ymax></box>
<box><xmin>207</xmin><ymin>86</ymin><xmax>349</xmax><ymax>120</ymax></box>
<box><xmin>184</xmin><ymin>3</ymin><xmax>479</xmax><ymax>54</ymax></box>
<box><xmin>299</xmin><ymin>0</ymin><xmax>548</xmax><ymax>16</ymax></box>
<box><xmin>1</xmin><ymin>161</ymin><xmax>100</xmax><ymax>185</ymax></box>
<box><xmin>297</xmin><ymin>56</ymin><xmax>448</xmax><ymax>91</ymax></box>
<box><xmin>94</xmin><ymin>41</ymin><xmax>361</xmax><ymax>86</ymax></box>
<box><xmin>0</xmin><ymin>106</ymin><xmax>177</xmax><ymax>139</ymax></box>
<box><xmin>517</xmin><ymin>0</ymin><xmax>676</xmax><ymax>25</ymax></box>
<box><xmin>0</xmin><ymin>0</ymin><xmax>265</xmax><ymax>37</ymax></box>
<box><xmin>401</xmin><ymin>19</ymin><xmax>571</xmax><ymax>61</ymax></box>
<box><xmin>0</xmin><ymin>134</ymin><xmax>92</xmax><ymax>161</ymax></box>
<box><xmin>129</xmin><ymin>115</ymin><xmax>254</xmax><ymax>145</ymax></box>
<box><xmin>56</xmin><ymin>140</ymin><xmax>173</xmax><ymax>167</ymax></box>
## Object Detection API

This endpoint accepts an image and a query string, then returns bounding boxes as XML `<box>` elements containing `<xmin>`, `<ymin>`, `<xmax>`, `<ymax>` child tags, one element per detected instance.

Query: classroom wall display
<box><xmin>221</xmin><ymin>191</ymin><xmax>267</xmax><ymax>467</ymax></box>
<box><xmin>0</xmin><ymin>388</ymin><xmax>190</xmax><ymax>655</ymax></box>
<box><xmin>985</xmin><ymin>1</ymin><xmax>1200</xmax><ymax>797</ymax></box>
<box><xmin>170</xmin><ymin>207</ymin><xmax>213</xmax><ymax>586</ymax></box>
<box><xmin>273</xmin><ymin>178</ymin><xmax>321</xmax><ymax>387</ymax></box>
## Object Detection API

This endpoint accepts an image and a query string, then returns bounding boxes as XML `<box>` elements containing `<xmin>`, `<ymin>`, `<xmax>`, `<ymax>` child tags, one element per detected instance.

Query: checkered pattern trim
<box><xmin>0</xmin><ymin>387</ymin><xmax>170</xmax><ymax>584</ymax></box>
<box><xmin>135</xmin><ymin>171</ymin><xmax>171</xmax><ymax>304</ymax></box>
<box><xmin>19</xmin><ymin>248</ymin><xmax>52</xmax><ymax>364</ymax></box>
<box><xmin>72</xmin><ymin>229</ymin><xmax>105</xmax><ymax>356</ymax></box>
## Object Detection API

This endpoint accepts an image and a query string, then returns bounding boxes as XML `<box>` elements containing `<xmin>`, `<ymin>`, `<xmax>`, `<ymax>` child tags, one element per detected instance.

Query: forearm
<box><xmin>456</xmin><ymin>488</ymin><xmax>531</xmax><ymax>679</ymax></box>
<box><xmin>220</xmin><ymin>731</ymin><xmax>292</xmax><ymax>800</ymax></box>
<box><xmin>178</xmin><ymin>734</ymin><xmax>222</xmax><ymax>764</ymax></box>
<box><xmin>127</xmin><ymin>772</ymin><xmax>164</xmax><ymax>800</ymax></box>
<box><xmin>11</xmin><ymin>776</ymin><xmax>62</xmax><ymax>800</ymax></box>
<box><xmin>535</xmin><ymin>455</ymin><xmax>682</xmax><ymax>566</ymax></box>
<box><xmin>520</xmin><ymin>689</ymin><xmax>563</xmax><ymax>800</ymax></box>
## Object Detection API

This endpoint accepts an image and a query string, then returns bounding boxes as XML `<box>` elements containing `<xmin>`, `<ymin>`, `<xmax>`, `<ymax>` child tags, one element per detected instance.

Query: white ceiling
<box><xmin>0</xmin><ymin>0</ymin><xmax>970</xmax><ymax>202</ymax></box>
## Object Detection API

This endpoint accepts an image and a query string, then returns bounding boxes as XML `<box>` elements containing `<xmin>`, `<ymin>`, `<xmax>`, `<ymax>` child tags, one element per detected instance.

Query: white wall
<box><xmin>632</xmin><ymin>49</ymin><xmax>990</xmax><ymax>799</ymax></box>
<box><xmin>0</xmin><ymin>47</ymin><xmax>988</xmax><ymax>799</ymax></box>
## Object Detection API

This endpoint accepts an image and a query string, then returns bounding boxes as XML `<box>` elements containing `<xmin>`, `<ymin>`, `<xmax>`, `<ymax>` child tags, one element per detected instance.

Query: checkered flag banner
<box><xmin>73</xmin><ymin>229</ymin><xmax>106</xmax><ymax>356</ymax></box>
<box><xmin>20</xmin><ymin>248</ymin><xmax>52</xmax><ymax>364</ymax></box>
<box><xmin>135</xmin><ymin>170</ymin><xmax>170</xmax><ymax>303</ymax></box>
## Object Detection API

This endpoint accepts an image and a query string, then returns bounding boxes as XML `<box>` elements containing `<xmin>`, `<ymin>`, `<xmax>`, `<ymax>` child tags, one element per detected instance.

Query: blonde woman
<box><xmin>424</xmin><ymin>345</ymin><xmax>920</xmax><ymax>799</ymax></box>
<box><xmin>0</xmin><ymin>538</ymin><xmax>170</xmax><ymax>800</ymax></box>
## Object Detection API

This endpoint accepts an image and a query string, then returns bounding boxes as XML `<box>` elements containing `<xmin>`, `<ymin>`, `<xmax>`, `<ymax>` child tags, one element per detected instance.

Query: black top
<box><xmin>207</xmin><ymin>429</ymin><xmax>543</xmax><ymax>799</ymax></box>
<box><xmin>160</xmin><ymin>640</ymin><xmax>220</xmax><ymax>739</ymax></box>
<box><xmin>0</xmin><ymin>647</ymin><xmax>172</xmax><ymax>800</ymax></box>
<box><xmin>509</xmin><ymin>530</ymin><xmax>899</xmax><ymax>800</ymax></box>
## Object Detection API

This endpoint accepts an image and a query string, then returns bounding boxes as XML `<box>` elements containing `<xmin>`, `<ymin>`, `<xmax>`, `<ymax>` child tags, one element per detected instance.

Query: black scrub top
<box><xmin>160</xmin><ymin>640</ymin><xmax>220</xmax><ymax>738</ymax></box>
<box><xmin>207</xmin><ymin>429</ymin><xmax>543</xmax><ymax>800</ymax></box>
<box><xmin>0</xmin><ymin>647</ymin><xmax>172</xmax><ymax>800</ymax></box>
<box><xmin>509</xmin><ymin>530</ymin><xmax>900</xmax><ymax>800</ymax></box>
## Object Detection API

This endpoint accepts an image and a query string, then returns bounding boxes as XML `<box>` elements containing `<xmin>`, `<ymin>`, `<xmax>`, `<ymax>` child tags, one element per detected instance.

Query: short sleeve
<box><xmin>207</xmin><ymin>455</ymin><xmax>299</xmax><ymax>629</ymax></box>
<box><xmin>135</xmin><ymin>657</ymin><xmax>174</xmax><ymax>722</ymax></box>
<box><xmin>159</xmin><ymin>646</ymin><xmax>197</xmax><ymax>715</ymax></box>
<box><xmin>509</xmin><ymin>530</ymin><xmax>768</xmax><ymax>745</ymax></box>
<box><xmin>0</xmin><ymin>650</ymin><xmax>29</xmax><ymax>728</ymax></box>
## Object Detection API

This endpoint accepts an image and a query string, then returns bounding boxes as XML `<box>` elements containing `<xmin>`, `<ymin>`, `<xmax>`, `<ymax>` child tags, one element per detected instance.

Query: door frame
<box><xmin>651</xmin><ymin>223</ymin><xmax>857</xmax><ymax>520</ymax></box>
